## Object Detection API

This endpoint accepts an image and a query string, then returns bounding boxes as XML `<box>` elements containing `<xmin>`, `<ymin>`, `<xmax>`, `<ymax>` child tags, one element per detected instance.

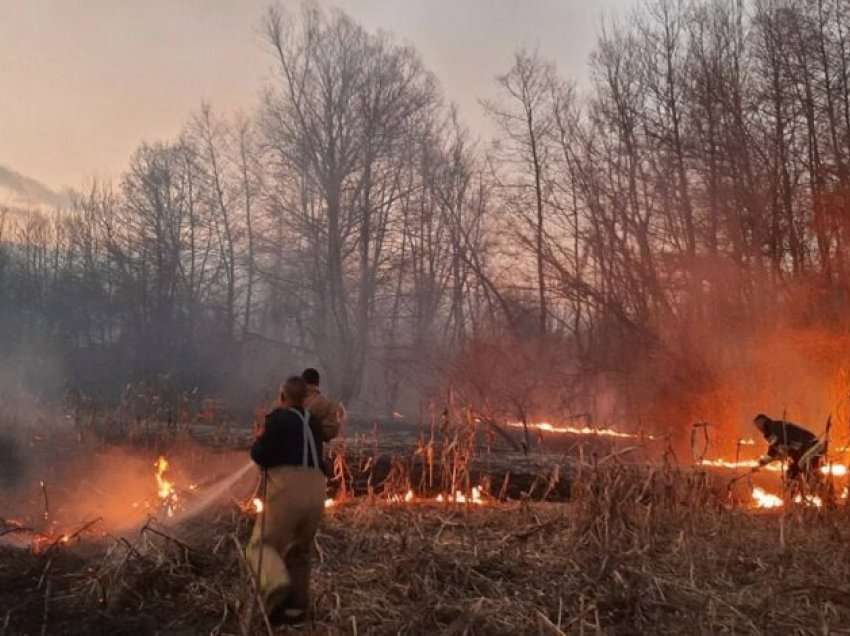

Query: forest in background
<box><xmin>4</xmin><ymin>0</ymin><xmax>850</xmax><ymax>441</ymax></box>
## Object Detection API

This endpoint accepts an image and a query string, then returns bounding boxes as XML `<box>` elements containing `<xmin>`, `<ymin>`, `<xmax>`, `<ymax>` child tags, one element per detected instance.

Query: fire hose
<box><xmin>727</xmin><ymin>466</ymin><xmax>761</xmax><ymax>487</ymax></box>
<box><xmin>256</xmin><ymin>467</ymin><xmax>268</xmax><ymax>584</ymax></box>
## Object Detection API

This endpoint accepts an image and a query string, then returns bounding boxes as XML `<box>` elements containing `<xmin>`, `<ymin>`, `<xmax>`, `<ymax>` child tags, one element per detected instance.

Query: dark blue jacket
<box><xmin>250</xmin><ymin>406</ymin><xmax>325</xmax><ymax>472</ymax></box>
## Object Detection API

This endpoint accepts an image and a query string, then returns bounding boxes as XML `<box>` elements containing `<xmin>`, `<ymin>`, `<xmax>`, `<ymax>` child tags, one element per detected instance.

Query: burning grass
<box><xmin>4</xmin><ymin>463</ymin><xmax>850</xmax><ymax>634</ymax></box>
<box><xmin>5</xmin><ymin>403</ymin><xmax>850</xmax><ymax>633</ymax></box>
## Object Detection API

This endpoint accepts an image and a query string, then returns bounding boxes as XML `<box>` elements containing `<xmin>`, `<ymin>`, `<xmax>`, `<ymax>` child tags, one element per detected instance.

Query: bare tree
<box><xmin>260</xmin><ymin>4</ymin><xmax>439</xmax><ymax>402</ymax></box>
<box><xmin>483</xmin><ymin>49</ymin><xmax>557</xmax><ymax>337</ymax></box>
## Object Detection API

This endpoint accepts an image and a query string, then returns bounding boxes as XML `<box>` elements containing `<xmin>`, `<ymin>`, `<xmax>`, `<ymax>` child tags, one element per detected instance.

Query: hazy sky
<box><xmin>0</xmin><ymin>0</ymin><xmax>635</xmax><ymax>191</ymax></box>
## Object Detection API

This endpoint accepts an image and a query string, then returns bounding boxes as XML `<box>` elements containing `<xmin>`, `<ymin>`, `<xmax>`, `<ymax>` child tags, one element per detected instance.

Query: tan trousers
<box><xmin>246</xmin><ymin>466</ymin><xmax>326</xmax><ymax>613</ymax></box>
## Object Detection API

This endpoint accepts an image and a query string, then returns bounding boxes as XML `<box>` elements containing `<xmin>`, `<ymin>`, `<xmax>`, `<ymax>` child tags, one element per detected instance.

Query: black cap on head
<box><xmin>753</xmin><ymin>414</ymin><xmax>771</xmax><ymax>431</ymax></box>
<box><xmin>302</xmin><ymin>368</ymin><xmax>320</xmax><ymax>386</ymax></box>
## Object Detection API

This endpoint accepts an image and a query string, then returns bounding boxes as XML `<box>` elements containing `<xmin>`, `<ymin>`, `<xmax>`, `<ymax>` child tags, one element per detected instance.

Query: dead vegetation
<box><xmin>3</xmin><ymin>461</ymin><xmax>850</xmax><ymax>635</ymax></box>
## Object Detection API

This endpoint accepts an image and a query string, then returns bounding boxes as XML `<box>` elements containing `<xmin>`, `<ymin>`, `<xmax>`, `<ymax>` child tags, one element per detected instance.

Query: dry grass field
<box><xmin>4</xmin><ymin>459</ymin><xmax>850</xmax><ymax>635</ymax></box>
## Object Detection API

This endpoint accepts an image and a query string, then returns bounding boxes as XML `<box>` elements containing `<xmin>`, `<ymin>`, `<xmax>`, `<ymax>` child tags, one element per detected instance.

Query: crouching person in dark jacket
<box><xmin>753</xmin><ymin>413</ymin><xmax>826</xmax><ymax>481</ymax></box>
<box><xmin>247</xmin><ymin>376</ymin><xmax>327</xmax><ymax>626</ymax></box>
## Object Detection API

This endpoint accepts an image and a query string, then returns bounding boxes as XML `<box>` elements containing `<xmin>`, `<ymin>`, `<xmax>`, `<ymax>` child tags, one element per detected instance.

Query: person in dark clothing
<box><xmin>250</xmin><ymin>390</ymin><xmax>326</xmax><ymax>473</ymax></box>
<box><xmin>302</xmin><ymin>367</ymin><xmax>342</xmax><ymax>444</ymax></box>
<box><xmin>247</xmin><ymin>376</ymin><xmax>328</xmax><ymax>626</ymax></box>
<box><xmin>753</xmin><ymin>414</ymin><xmax>826</xmax><ymax>480</ymax></box>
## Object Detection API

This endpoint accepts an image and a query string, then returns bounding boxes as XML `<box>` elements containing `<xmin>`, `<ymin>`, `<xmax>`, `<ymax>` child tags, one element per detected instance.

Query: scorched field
<box><xmin>3</xmin><ymin>406</ymin><xmax>850</xmax><ymax>636</ymax></box>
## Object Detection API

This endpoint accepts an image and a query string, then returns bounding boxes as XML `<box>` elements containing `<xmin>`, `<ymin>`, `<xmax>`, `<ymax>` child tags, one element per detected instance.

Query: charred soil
<box><xmin>3</xmin><ymin>465</ymin><xmax>850</xmax><ymax>635</ymax></box>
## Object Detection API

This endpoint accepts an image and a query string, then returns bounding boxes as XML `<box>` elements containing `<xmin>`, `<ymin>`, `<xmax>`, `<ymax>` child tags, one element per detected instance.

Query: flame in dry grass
<box><xmin>824</xmin><ymin>464</ymin><xmax>849</xmax><ymax>477</ymax></box>
<box><xmin>435</xmin><ymin>486</ymin><xmax>484</xmax><ymax>505</ymax></box>
<box><xmin>749</xmin><ymin>487</ymin><xmax>848</xmax><ymax>509</ymax></box>
<box><xmin>752</xmin><ymin>489</ymin><xmax>824</xmax><ymax>509</ymax></box>
<box><xmin>455</xmin><ymin>486</ymin><xmax>484</xmax><ymax>504</ymax></box>
<box><xmin>698</xmin><ymin>458</ymin><xmax>847</xmax><ymax>477</ymax></box>
<box><xmin>247</xmin><ymin>485</ymin><xmax>479</xmax><ymax>514</ymax></box>
<box><xmin>388</xmin><ymin>489</ymin><xmax>416</xmax><ymax>503</ymax></box>
<box><xmin>154</xmin><ymin>456</ymin><xmax>178</xmax><ymax>517</ymax></box>
<box><xmin>793</xmin><ymin>493</ymin><xmax>824</xmax><ymax>508</ymax></box>
<box><xmin>699</xmin><ymin>458</ymin><xmax>778</xmax><ymax>471</ymax></box>
<box><xmin>751</xmin><ymin>487</ymin><xmax>784</xmax><ymax>509</ymax></box>
<box><xmin>154</xmin><ymin>456</ymin><xmax>174</xmax><ymax>499</ymax></box>
<box><xmin>322</xmin><ymin>486</ymin><xmax>488</xmax><ymax>508</ymax></box>
<box><xmin>508</xmin><ymin>421</ymin><xmax>650</xmax><ymax>439</ymax></box>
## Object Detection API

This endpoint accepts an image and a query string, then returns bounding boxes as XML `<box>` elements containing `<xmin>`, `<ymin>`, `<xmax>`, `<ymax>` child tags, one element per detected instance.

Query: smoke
<box><xmin>0</xmin><ymin>164</ymin><xmax>70</xmax><ymax>210</ymax></box>
<box><xmin>443</xmin><ymin>258</ymin><xmax>850</xmax><ymax>465</ymax></box>
<box><xmin>0</xmin><ymin>432</ymin><xmax>22</xmax><ymax>490</ymax></box>
<box><xmin>1</xmin><ymin>439</ymin><xmax>253</xmax><ymax>537</ymax></box>
<box><xmin>618</xmin><ymin>267</ymin><xmax>850</xmax><ymax>458</ymax></box>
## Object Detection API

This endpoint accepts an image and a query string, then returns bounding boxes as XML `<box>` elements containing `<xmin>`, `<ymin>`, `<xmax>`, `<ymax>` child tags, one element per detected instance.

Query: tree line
<box><xmin>3</xmin><ymin>1</ymin><xmax>850</xmax><ymax>429</ymax></box>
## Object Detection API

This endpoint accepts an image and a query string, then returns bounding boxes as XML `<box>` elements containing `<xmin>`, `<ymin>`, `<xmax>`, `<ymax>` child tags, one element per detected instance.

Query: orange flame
<box><xmin>434</xmin><ymin>487</ymin><xmax>484</xmax><ymax>505</ymax></box>
<box><xmin>824</xmin><ymin>464</ymin><xmax>848</xmax><ymax>477</ymax></box>
<box><xmin>508</xmin><ymin>421</ymin><xmax>654</xmax><ymax>440</ymax></box>
<box><xmin>699</xmin><ymin>458</ymin><xmax>779</xmax><ymax>471</ymax></box>
<box><xmin>698</xmin><ymin>458</ymin><xmax>847</xmax><ymax>477</ymax></box>
<box><xmin>793</xmin><ymin>493</ymin><xmax>823</xmax><ymax>507</ymax></box>
<box><xmin>323</xmin><ymin>486</ymin><xmax>490</xmax><ymax>508</ymax></box>
<box><xmin>154</xmin><ymin>456</ymin><xmax>178</xmax><ymax>517</ymax></box>
<box><xmin>750</xmin><ymin>487</ymin><xmax>841</xmax><ymax>509</ymax></box>
<box><xmin>752</xmin><ymin>487</ymin><xmax>783</xmax><ymax>509</ymax></box>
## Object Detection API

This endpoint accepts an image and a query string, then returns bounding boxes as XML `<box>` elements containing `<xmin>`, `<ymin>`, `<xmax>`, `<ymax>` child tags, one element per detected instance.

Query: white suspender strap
<box><xmin>305</xmin><ymin>409</ymin><xmax>319</xmax><ymax>468</ymax></box>
<box><xmin>289</xmin><ymin>407</ymin><xmax>319</xmax><ymax>468</ymax></box>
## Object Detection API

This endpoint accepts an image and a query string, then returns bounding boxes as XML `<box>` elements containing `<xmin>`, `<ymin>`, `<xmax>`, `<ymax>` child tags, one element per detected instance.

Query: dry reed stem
<box><xmin>3</xmin><ymin>462</ymin><xmax>850</xmax><ymax>634</ymax></box>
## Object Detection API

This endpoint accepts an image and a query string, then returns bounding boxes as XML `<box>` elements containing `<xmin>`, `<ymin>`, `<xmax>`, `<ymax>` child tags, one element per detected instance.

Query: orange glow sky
<box><xmin>0</xmin><ymin>0</ymin><xmax>635</xmax><ymax>191</ymax></box>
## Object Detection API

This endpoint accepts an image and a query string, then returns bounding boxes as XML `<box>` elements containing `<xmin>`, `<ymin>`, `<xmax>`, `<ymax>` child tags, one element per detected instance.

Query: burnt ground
<box><xmin>4</xmin><ymin>470</ymin><xmax>850</xmax><ymax>635</ymax></box>
<box><xmin>6</xmin><ymin>414</ymin><xmax>842</xmax><ymax>634</ymax></box>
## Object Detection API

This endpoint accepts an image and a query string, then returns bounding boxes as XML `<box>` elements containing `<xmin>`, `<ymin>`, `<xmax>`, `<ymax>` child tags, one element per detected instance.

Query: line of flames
<box><xmin>252</xmin><ymin>487</ymin><xmax>486</xmax><ymax>513</ymax></box>
<box><xmin>15</xmin><ymin>447</ymin><xmax>850</xmax><ymax>554</ymax></box>
<box><xmin>13</xmin><ymin>459</ymin><xmax>488</xmax><ymax>553</ymax></box>
<box><xmin>510</xmin><ymin>422</ymin><xmax>780</xmax><ymax>450</ymax></box>
<box><xmin>507</xmin><ymin>421</ymin><xmax>655</xmax><ymax>440</ymax></box>
<box><xmin>697</xmin><ymin>458</ymin><xmax>849</xmax><ymax>477</ymax></box>
<box><xmin>751</xmin><ymin>486</ymin><xmax>849</xmax><ymax>509</ymax></box>
<box><xmin>697</xmin><ymin>456</ymin><xmax>850</xmax><ymax>509</ymax></box>
<box><xmin>203</xmin><ymin>451</ymin><xmax>849</xmax><ymax>516</ymax></box>
<box><xmin>326</xmin><ymin>487</ymin><xmax>484</xmax><ymax>508</ymax></box>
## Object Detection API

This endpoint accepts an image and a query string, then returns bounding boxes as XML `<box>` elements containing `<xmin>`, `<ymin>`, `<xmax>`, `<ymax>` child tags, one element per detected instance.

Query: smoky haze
<box><xmin>0</xmin><ymin>0</ymin><xmax>636</xmax><ymax>189</ymax></box>
<box><xmin>2</xmin><ymin>0</ymin><xmax>850</xmax><ymax>459</ymax></box>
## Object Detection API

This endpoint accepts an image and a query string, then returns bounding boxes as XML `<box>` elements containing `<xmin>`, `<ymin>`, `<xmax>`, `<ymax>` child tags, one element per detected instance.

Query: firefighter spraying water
<box><xmin>245</xmin><ymin>372</ymin><xmax>341</xmax><ymax>627</ymax></box>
